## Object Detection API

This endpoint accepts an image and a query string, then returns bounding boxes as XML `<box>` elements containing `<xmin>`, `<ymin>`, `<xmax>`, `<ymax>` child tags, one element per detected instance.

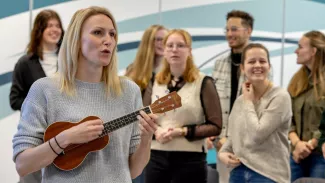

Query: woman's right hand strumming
<box><xmin>61</xmin><ymin>119</ymin><xmax>104</xmax><ymax>145</ymax></box>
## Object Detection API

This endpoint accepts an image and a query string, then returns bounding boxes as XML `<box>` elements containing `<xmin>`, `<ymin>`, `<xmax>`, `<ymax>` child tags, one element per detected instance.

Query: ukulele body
<box><xmin>43</xmin><ymin>116</ymin><xmax>109</xmax><ymax>171</ymax></box>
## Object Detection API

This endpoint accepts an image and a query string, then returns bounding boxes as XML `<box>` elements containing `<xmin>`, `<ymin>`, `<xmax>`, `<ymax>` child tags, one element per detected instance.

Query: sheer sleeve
<box><xmin>184</xmin><ymin>76</ymin><xmax>222</xmax><ymax>141</ymax></box>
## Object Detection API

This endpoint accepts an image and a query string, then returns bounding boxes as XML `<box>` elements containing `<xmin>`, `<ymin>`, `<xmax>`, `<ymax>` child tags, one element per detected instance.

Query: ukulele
<box><xmin>43</xmin><ymin>91</ymin><xmax>182</xmax><ymax>171</ymax></box>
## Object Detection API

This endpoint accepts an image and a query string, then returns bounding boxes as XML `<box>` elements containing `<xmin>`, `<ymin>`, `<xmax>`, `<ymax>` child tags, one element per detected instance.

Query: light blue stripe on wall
<box><xmin>0</xmin><ymin>0</ymin><xmax>72</xmax><ymax>19</ymax></box>
<box><xmin>0</xmin><ymin>83</ymin><xmax>14</xmax><ymax>120</ymax></box>
<box><xmin>118</xmin><ymin>0</ymin><xmax>325</xmax><ymax>34</ymax></box>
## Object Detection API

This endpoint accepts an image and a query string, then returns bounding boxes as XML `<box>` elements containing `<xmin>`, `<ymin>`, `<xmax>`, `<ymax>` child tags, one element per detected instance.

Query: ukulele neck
<box><xmin>101</xmin><ymin>106</ymin><xmax>151</xmax><ymax>136</ymax></box>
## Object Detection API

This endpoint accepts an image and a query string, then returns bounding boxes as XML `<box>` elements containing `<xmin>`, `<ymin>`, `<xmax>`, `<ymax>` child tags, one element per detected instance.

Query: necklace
<box><xmin>231</xmin><ymin>61</ymin><xmax>241</xmax><ymax>66</ymax></box>
<box><xmin>255</xmin><ymin>81</ymin><xmax>272</xmax><ymax>102</ymax></box>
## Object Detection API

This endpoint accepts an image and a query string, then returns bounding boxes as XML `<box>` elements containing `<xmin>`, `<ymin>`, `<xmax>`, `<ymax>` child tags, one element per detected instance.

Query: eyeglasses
<box><xmin>165</xmin><ymin>43</ymin><xmax>188</xmax><ymax>50</ymax></box>
<box><xmin>154</xmin><ymin>37</ymin><xmax>164</xmax><ymax>42</ymax></box>
<box><xmin>224</xmin><ymin>27</ymin><xmax>247</xmax><ymax>33</ymax></box>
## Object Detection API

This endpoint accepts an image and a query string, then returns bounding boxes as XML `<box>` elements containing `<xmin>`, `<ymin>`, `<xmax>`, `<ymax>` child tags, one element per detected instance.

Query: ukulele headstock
<box><xmin>150</xmin><ymin>91</ymin><xmax>182</xmax><ymax>114</ymax></box>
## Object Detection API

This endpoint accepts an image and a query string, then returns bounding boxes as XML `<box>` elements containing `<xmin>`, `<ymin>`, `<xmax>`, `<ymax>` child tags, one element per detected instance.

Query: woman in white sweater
<box><xmin>218</xmin><ymin>43</ymin><xmax>292</xmax><ymax>183</ymax></box>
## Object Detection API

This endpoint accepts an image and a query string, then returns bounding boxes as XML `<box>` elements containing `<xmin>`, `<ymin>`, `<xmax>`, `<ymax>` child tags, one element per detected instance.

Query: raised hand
<box><xmin>242</xmin><ymin>82</ymin><xmax>254</xmax><ymax>101</ymax></box>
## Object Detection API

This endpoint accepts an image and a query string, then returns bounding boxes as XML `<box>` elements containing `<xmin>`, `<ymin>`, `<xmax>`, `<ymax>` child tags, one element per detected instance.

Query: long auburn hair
<box><xmin>57</xmin><ymin>6</ymin><xmax>121</xmax><ymax>97</ymax></box>
<box><xmin>288</xmin><ymin>30</ymin><xmax>325</xmax><ymax>100</ymax></box>
<box><xmin>27</xmin><ymin>9</ymin><xmax>64</xmax><ymax>59</ymax></box>
<box><xmin>125</xmin><ymin>25</ymin><xmax>166</xmax><ymax>90</ymax></box>
<box><xmin>156</xmin><ymin>29</ymin><xmax>199</xmax><ymax>84</ymax></box>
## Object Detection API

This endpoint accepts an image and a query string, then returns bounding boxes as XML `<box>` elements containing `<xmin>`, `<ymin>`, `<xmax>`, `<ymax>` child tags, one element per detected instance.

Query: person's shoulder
<box><xmin>17</xmin><ymin>53</ymin><xmax>37</xmax><ymax>64</ymax></box>
<box><xmin>267</xmin><ymin>86</ymin><xmax>291</xmax><ymax>106</ymax></box>
<box><xmin>30</xmin><ymin>77</ymin><xmax>59</xmax><ymax>93</ymax></box>
<box><xmin>14</xmin><ymin>53</ymin><xmax>37</xmax><ymax>69</ymax></box>
<box><xmin>120</xmin><ymin>76</ymin><xmax>141</xmax><ymax>93</ymax></box>
<box><xmin>25</xmin><ymin>77</ymin><xmax>59</xmax><ymax>104</ymax></box>
<box><xmin>214</xmin><ymin>51</ymin><xmax>231</xmax><ymax>64</ymax></box>
<box><xmin>270</xmin><ymin>86</ymin><xmax>290</xmax><ymax>99</ymax></box>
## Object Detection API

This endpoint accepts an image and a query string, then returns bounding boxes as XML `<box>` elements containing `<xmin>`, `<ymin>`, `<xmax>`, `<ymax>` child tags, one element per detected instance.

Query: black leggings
<box><xmin>144</xmin><ymin>150</ymin><xmax>207</xmax><ymax>183</ymax></box>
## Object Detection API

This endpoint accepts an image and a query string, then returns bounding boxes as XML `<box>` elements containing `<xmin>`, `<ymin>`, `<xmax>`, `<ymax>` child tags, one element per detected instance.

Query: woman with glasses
<box><xmin>125</xmin><ymin>25</ymin><xmax>167</xmax><ymax>106</ymax></box>
<box><xmin>143</xmin><ymin>29</ymin><xmax>222</xmax><ymax>183</ymax></box>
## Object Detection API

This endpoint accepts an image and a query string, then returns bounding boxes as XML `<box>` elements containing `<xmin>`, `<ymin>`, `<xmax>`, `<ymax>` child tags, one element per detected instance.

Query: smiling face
<box><xmin>42</xmin><ymin>18</ymin><xmax>62</xmax><ymax>47</ymax></box>
<box><xmin>241</xmin><ymin>47</ymin><xmax>270</xmax><ymax>83</ymax></box>
<box><xmin>225</xmin><ymin>17</ymin><xmax>251</xmax><ymax>50</ymax></box>
<box><xmin>164</xmin><ymin>33</ymin><xmax>191</xmax><ymax>68</ymax></box>
<box><xmin>79</xmin><ymin>14</ymin><xmax>116</xmax><ymax>67</ymax></box>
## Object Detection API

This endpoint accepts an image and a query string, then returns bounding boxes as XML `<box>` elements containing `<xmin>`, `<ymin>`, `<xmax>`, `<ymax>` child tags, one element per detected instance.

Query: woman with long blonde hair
<box><xmin>143</xmin><ymin>29</ymin><xmax>222</xmax><ymax>183</ymax></box>
<box><xmin>12</xmin><ymin>6</ymin><xmax>157</xmax><ymax>183</ymax></box>
<box><xmin>125</xmin><ymin>25</ymin><xmax>167</xmax><ymax>105</ymax></box>
<box><xmin>288</xmin><ymin>30</ymin><xmax>325</xmax><ymax>181</ymax></box>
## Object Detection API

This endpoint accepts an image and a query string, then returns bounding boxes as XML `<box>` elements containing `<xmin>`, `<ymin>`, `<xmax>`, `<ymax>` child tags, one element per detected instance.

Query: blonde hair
<box><xmin>288</xmin><ymin>30</ymin><xmax>325</xmax><ymax>100</ymax></box>
<box><xmin>156</xmin><ymin>29</ymin><xmax>199</xmax><ymax>84</ymax></box>
<box><xmin>57</xmin><ymin>6</ymin><xmax>121</xmax><ymax>96</ymax></box>
<box><xmin>125</xmin><ymin>25</ymin><xmax>166</xmax><ymax>90</ymax></box>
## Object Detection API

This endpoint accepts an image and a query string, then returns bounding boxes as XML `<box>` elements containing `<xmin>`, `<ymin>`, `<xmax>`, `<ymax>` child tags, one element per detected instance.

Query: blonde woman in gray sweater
<box><xmin>218</xmin><ymin>43</ymin><xmax>292</xmax><ymax>183</ymax></box>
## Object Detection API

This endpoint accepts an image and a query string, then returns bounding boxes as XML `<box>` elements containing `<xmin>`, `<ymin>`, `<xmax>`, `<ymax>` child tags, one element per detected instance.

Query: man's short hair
<box><xmin>227</xmin><ymin>10</ymin><xmax>254</xmax><ymax>30</ymax></box>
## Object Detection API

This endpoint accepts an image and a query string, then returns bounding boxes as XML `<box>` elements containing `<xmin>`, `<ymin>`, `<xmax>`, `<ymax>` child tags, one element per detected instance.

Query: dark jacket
<box><xmin>318</xmin><ymin>110</ymin><xmax>325</xmax><ymax>151</ymax></box>
<box><xmin>10</xmin><ymin>54</ymin><xmax>46</xmax><ymax>110</ymax></box>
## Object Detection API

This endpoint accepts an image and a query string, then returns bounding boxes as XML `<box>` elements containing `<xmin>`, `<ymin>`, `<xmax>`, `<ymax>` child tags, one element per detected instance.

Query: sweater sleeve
<box><xmin>129</xmin><ymin>86</ymin><xmax>142</xmax><ymax>155</ymax></box>
<box><xmin>244</xmin><ymin>90</ymin><xmax>292</xmax><ymax>145</ymax></box>
<box><xmin>12</xmin><ymin>81</ymin><xmax>48</xmax><ymax>161</ymax></box>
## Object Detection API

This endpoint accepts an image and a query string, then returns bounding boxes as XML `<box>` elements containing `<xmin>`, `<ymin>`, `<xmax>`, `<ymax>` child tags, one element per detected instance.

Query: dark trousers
<box><xmin>290</xmin><ymin>153</ymin><xmax>325</xmax><ymax>182</ymax></box>
<box><xmin>132</xmin><ymin>173</ymin><xmax>144</xmax><ymax>183</ymax></box>
<box><xmin>144</xmin><ymin>150</ymin><xmax>207</xmax><ymax>183</ymax></box>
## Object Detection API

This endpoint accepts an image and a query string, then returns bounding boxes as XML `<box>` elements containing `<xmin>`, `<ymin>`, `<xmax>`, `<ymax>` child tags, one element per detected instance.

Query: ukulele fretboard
<box><xmin>100</xmin><ymin>106</ymin><xmax>151</xmax><ymax>137</ymax></box>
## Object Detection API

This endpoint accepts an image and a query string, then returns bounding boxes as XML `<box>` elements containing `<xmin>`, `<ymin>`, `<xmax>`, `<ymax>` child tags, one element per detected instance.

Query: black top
<box><xmin>230</xmin><ymin>51</ymin><xmax>242</xmax><ymax>112</ymax></box>
<box><xmin>10</xmin><ymin>54</ymin><xmax>46</xmax><ymax>110</ymax></box>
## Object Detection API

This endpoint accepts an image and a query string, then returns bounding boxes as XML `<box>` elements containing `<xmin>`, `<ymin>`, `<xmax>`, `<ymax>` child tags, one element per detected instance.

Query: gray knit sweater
<box><xmin>12</xmin><ymin>77</ymin><xmax>142</xmax><ymax>183</ymax></box>
<box><xmin>220</xmin><ymin>86</ymin><xmax>292</xmax><ymax>183</ymax></box>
